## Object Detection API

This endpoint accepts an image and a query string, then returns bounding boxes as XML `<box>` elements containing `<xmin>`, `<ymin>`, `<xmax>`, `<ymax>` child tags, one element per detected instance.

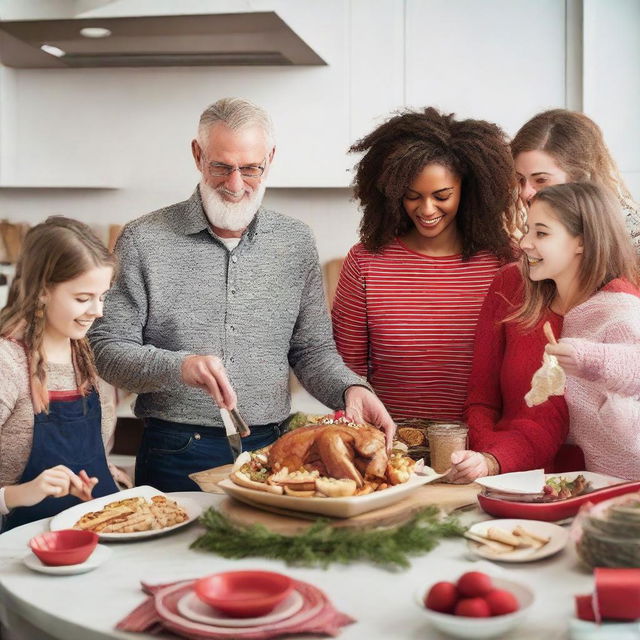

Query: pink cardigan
<box><xmin>561</xmin><ymin>279</ymin><xmax>640</xmax><ymax>480</ymax></box>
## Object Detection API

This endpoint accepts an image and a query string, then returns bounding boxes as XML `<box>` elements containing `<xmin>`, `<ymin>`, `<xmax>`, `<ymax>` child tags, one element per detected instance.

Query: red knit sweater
<box><xmin>464</xmin><ymin>263</ymin><xmax>572</xmax><ymax>473</ymax></box>
<box><xmin>332</xmin><ymin>240</ymin><xmax>502</xmax><ymax>421</ymax></box>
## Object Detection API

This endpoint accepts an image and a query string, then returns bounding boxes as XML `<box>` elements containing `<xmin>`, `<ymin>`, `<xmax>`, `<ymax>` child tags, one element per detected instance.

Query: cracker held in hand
<box><xmin>525</xmin><ymin>321</ymin><xmax>566</xmax><ymax>407</ymax></box>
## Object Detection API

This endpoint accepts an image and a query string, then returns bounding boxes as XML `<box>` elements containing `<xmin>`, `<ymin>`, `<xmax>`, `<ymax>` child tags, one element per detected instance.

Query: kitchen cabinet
<box><xmin>405</xmin><ymin>0</ymin><xmax>566</xmax><ymax>138</ymax></box>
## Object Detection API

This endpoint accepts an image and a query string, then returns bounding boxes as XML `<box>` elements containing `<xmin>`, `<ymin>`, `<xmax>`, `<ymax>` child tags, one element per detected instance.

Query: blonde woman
<box><xmin>512</xmin><ymin>109</ymin><xmax>640</xmax><ymax>250</ymax></box>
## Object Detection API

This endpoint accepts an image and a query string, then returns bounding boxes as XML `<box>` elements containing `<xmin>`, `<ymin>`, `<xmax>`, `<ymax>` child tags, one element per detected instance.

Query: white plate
<box><xmin>466</xmin><ymin>518</ymin><xmax>569</xmax><ymax>562</ymax></box>
<box><xmin>49</xmin><ymin>486</ymin><xmax>202</xmax><ymax>541</ymax></box>
<box><xmin>478</xmin><ymin>470</ymin><xmax>625</xmax><ymax>500</ymax></box>
<box><xmin>218</xmin><ymin>471</ymin><xmax>444</xmax><ymax>518</ymax></box>
<box><xmin>177</xmin><ymin>589</ymin><xmax>304</xmax><ymax>627</ymax></box>
<box><xmin>475</xmin><ymin>469</ymin><xmax>546</xmax><ymax>495</ymax></box>
<box><xmin>23</xmin><ymin>543</ymin><xmax>112</xmax><ymax>575</ymax></box>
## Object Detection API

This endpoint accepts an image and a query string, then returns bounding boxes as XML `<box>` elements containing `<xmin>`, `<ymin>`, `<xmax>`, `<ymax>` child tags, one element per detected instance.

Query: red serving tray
<box><xmin>477</xmin><ymin>481</ymin><xmax>640</xmax><ymax>521</ymax></box>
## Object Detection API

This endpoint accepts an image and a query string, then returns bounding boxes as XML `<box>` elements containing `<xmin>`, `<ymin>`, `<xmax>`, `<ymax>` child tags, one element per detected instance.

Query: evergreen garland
<box><xmin>191</xmin><ymin>506</ymin><xmax>464</xmax><ymax>570</ymax></box>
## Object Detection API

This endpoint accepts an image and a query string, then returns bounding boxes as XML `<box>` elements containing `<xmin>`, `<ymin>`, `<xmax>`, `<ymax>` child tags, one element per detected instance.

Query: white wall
<box><xmin>583</xmin><ymin>0</ymin><xmax>640</xmax><ymax>198</ymax></box>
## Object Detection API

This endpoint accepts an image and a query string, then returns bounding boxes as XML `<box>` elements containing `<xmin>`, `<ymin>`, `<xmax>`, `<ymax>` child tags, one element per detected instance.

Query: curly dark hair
<box><xmin>351</xmin><ymin>107</ymin><xmax>518</xmax><ymax>259</ymax></box>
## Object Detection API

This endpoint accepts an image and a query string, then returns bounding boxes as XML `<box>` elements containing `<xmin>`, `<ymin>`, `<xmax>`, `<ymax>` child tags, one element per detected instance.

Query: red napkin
<box><xmin>575</xmin><ymin>568</ymin><xmax>640</xmax><ymax>622</ymax></box>
<box><xmin>116</xmin><ymin>578</ymin><xmax>356</xmax><ymax>639</ymax></box>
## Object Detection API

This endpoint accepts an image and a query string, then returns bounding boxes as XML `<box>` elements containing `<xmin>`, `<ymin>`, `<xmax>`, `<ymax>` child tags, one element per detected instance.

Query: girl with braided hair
<box><xmin>0</xmin><ymin>216</ymin><xmax>120</xmax><ymax>530</ymax></box>
<box><xmin>332</xmin><ymin>107</ymin><xmax>518</xmax><ymax>423</ymax></box>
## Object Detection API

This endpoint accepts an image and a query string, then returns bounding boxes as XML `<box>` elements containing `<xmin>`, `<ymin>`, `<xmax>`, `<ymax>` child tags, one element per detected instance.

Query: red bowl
<box><xmin>194</xmin><ymin>571</ymin><xmax>294</xmax><ymax>618</ymax></box>
<box><xmin>29</xmin><ymin>529</ymin><xmax>98</xmax><ymax>566</ymax></box>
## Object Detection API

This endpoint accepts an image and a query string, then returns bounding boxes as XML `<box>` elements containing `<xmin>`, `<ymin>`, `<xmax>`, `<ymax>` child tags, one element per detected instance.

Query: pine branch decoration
<box><xmin>191</xmin><ymin>506</ymin><xmax>464</xmax><ymax>570</ymax></box>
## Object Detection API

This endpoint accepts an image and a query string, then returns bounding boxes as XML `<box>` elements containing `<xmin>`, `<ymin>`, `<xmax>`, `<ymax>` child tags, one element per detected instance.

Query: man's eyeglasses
<box><xmin>205</xmin><ymin>157</ymin><xmax>266</xmax><ymax>178</ymax></box>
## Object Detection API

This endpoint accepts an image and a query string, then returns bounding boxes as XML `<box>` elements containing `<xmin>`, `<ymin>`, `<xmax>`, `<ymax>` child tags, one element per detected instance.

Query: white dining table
<box><xmin>0</xmin><ymin>491</ymin><xmax>595</xmax><ymax>640</ymax></box>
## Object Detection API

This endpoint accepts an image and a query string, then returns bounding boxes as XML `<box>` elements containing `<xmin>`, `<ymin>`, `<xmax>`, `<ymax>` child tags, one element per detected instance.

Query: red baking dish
<box><xmin>477</xmin><ymin>481</ymin><xmax>640</xmax><ymax>521</ymax></box>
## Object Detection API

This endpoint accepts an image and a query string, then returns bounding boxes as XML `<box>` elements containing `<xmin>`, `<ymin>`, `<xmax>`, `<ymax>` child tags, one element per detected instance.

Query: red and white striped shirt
<box><xmin>331</xmin><ymin>239</ymin><xmax>503</xmax><ymax>421</ymax></box>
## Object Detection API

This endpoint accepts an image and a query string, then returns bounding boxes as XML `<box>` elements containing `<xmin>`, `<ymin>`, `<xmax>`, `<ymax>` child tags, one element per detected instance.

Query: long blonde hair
<box><xmin>511</xmin><ymin>182</ymin><xmax>639</xmax><ymax>328</ymax></box>
<box><xmin>511</xmin><ymin>109</ymin><xmax>639</xmax><ymax>215</ymax></box>
<box><xmin>0</xmin><ymin>216</ymin><xmax>116</xmax><ymax>413</ymax></box>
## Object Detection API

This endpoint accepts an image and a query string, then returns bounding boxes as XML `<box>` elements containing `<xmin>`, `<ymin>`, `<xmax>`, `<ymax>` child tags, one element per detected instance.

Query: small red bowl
<box><xmin>29</xmin><ymin>530</ymin><xmax>98</xmax><ymax>566</ymax></box>
<box><xmin>194</xmin><ymin>571</ymin><xmax>294</xmax><ymax>618</ymax></box>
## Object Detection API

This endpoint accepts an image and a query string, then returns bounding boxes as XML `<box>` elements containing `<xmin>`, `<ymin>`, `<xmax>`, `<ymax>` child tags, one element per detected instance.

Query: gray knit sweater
<box><xmin>89</xmin><ymin>188</ymin><xmax>365</xmax><ymax>429</ymax></box>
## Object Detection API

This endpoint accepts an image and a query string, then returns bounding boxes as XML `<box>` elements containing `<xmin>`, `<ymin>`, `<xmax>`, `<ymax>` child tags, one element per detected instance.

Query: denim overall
<box><xmin>2</xmin><ymin>389</ymin><xmax>118</xmax><ymax>532</ymax></box>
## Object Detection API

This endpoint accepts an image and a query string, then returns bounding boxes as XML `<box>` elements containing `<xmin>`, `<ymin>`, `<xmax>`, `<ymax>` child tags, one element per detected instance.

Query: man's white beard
<box><xmin>200</xmin><ymin>180</ymin><xmax>266</xmax><ymax>232</ymax></box>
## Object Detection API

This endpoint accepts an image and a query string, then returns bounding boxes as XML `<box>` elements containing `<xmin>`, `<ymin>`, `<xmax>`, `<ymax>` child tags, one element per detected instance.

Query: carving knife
<box><xmin>220</xmin><ymin>408</ymin><xmax>242</xmax><ymax>462</ymax></box>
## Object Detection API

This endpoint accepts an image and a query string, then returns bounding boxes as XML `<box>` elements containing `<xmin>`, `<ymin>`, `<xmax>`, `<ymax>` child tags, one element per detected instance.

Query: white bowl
<box><xmin>416</xmin><ymin>576</ymin><xmax>535</xmax><ymax>639</ymax></box>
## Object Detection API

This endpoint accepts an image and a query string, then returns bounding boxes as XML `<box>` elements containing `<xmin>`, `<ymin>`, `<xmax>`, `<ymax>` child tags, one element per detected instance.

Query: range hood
<box><xmin>0</xmin><ymin>12</ymin><xmax>327</xmax><ymax>67</ymax></box>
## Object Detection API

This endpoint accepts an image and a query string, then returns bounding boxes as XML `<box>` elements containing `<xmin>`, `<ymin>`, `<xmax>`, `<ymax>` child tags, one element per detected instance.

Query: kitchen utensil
<box><xmin>230</xmin><ymin>408</ymin><xmax>250</xmax><ymax>436</ymax></box>
<box><xmin>220</xmin><ymin>409</ymin><xmax>242</xmax><ymax>461</ymax></box>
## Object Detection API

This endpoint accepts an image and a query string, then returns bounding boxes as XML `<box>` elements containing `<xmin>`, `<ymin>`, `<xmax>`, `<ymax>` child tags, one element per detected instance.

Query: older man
<box><xmin>90</xmin><ymin>97</ymin><xmax>395</xmax><ymax>492</ymax></box>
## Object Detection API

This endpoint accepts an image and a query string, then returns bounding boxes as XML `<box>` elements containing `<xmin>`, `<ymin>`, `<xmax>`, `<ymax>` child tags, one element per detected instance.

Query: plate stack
<box><xmin>117</xmin><ymin>577</ymin><xmax>355</xmax><ymax>639</ymax></box>
<box><xmin>576</xmin><ymin>491</ymin><xmax>640</xmax><ymax>568</ymax></box>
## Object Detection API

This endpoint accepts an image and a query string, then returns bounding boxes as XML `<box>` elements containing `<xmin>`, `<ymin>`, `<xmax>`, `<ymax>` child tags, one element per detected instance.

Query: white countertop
<box><xmin>0</xmin><ymin>491</ymin><xmax>593</xmax><ymax>640</ymax></box>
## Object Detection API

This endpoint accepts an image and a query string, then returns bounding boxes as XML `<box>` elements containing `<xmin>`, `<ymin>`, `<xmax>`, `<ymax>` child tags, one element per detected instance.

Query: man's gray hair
<box><xmin>197</xmin><ymin>97</ymin><xmax>275</xmax><ymax>148</ymax></box>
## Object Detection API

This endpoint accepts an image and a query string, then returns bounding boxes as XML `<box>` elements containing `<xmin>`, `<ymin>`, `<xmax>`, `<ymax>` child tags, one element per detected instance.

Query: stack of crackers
<box><xmin>73</xmin><ymin>495</ymin><xmax>188</xmax><ymax>534</ymax></box>
<box><xmin>465</xmin><ymin>525</ymin><xmax>550</xmax><ymax>554</ymax></box>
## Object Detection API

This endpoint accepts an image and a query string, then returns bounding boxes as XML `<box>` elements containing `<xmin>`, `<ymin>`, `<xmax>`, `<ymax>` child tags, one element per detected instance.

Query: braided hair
<box><xmin>0</xmin><ymin>216</ymin><xmax>116</xmax><ymax>413</ymax></box>
<box><xmin>351</xmin><ymin>107</ymin><xmax>519</xmax><ymax>259</ymax></box>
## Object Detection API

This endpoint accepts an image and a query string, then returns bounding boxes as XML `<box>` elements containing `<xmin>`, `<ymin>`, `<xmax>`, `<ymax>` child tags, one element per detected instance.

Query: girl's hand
<box><xmin>5</xmin><ymin>465</ymin><xmax>96</xmax><ymax>509</ymax></box>
<box><xmin>74</xmin><ymin>469</ymin><xmax>99</xmax><ymax>501</ymax></box>
<box><xmin>545</xmin><ymin>342</ymin><xmax>580</xmax><ymax>376</ymax></box>
<box><xmin>446</xmin><ymin>450</ymin><xmax>489</xmax><ymax>484</ymax></box>
<box><xmin>108</xmin><ymin>462</ymin><xmax>133</xmax><ymax>489</ymax></box>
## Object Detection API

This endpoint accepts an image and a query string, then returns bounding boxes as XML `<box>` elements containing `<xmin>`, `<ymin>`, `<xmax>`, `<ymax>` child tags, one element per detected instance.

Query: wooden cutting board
<box><xmin>192</xmin><ymin>465</ymin><xmax>480</xmax><ymax>535</ymax></box>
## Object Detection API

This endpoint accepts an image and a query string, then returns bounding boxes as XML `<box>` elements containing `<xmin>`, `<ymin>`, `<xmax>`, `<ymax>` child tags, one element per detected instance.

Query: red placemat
<box><xmin>117</xmin><ymin>578</ymin><xmax>356</xmax><ymax>639</ymax></box>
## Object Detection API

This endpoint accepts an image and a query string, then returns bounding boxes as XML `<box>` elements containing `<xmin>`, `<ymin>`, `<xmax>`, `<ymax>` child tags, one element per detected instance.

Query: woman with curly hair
<box><xmin>512</xmin><ymin>108</ymin><xmax>640</xmax><ymax>250</ymax></box>
<box><xmin>331</xmin><ymin>107</ymin><xmax>518</xmax><ymax>423</ymax></box>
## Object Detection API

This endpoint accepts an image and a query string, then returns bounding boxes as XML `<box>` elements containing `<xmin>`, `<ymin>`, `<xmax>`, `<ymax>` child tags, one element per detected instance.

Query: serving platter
<box><xmin>477</xmin><ymin>472</ymin><xmax>640</xmax><ymax>521</ymax></box>
<box><xmin>49</xmin><ymin>486</ymin><xmax>202</xmax><ymax>541</ymax></box>
<box><xmin>218</xmin><ymin>471</ymin><xmax>443</xmax><ymax>519</ymax></box>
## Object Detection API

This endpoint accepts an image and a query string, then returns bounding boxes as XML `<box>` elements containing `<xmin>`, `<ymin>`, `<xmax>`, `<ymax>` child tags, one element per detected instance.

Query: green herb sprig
<box><xmin>191</xmin><ymin>506</ymin><xmax>464</xmax><ymax>570</ymax></box>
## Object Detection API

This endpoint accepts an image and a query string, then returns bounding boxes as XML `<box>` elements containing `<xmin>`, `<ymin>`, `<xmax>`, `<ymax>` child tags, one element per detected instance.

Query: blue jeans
<box><xmin>135</xmin><ymin>418</ymin><xmax>282</xmax><ymax>493</ymax></box>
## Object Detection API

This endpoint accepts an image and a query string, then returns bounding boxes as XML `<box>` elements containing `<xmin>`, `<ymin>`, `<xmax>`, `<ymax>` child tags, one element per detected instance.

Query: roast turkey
<box><xmin>267</xmin><ymin>422</ymin><xmax>387</xmax><ymax>488</ymax></box>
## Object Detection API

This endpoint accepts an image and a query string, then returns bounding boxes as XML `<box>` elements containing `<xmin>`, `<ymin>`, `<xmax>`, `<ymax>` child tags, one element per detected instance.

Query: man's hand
<box><xmin>344</xmin><ymin>386</ymin><xmax>396</xmax><ymax>452</ymax></box>
<box><xmin>545</xmin><ymin>342</ymin><xmax>580</xmax><ymax>377</ymax></box>
<box><xmin>4</xmin><ymin>465</ymin><xmax>98</xmax><ymax>509</ymax></box>
<box><xmin>446</xmin><ymin>450</ymin><xmax>489</xmax><ymax>484</ymax></box>
<box><xmin>181</xmin><ymin>355</ymin><xmax>237</xmax><ymax>409</ymax></box>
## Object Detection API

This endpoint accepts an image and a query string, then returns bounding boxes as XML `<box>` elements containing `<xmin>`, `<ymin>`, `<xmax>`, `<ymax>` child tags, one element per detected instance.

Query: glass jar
<box><xmin>427</xmin><ymin>422</ymin><xmax>469</xmax><ymax>474</ymax></box>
